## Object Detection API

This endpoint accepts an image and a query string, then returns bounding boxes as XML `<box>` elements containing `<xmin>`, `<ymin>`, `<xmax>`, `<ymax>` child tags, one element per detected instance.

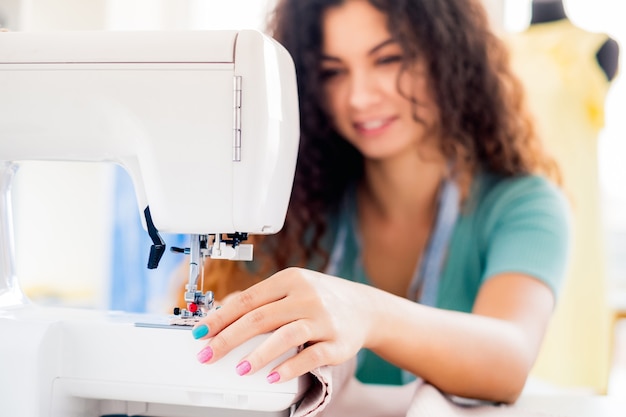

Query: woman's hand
<box><xmin>191</xmin><ymin>267</ymin><xmax>381</xmax><ymax>383</ymax></box>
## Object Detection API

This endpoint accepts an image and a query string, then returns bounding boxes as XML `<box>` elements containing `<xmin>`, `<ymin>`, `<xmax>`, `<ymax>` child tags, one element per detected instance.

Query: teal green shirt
<box><xmin>330</xmin><ymin>173</ymin><xmax>571</xmax><ymax>385</ymax></box>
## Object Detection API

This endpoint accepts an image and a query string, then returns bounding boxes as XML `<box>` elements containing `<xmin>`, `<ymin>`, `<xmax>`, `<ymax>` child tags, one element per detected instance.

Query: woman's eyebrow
<box><xmin>368</xmin><ymin>38</ymin><xmax>397</xmax><ymax>55</ymax></box>
<box><xmin>320</xmin><ymin>38</ymin><xmax>398</xmax><ymax>62</ymax></box>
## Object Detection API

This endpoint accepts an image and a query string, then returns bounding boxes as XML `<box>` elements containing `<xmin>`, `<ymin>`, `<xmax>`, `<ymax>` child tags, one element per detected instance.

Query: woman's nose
<box><xmin>348</xmin><ymin>70</ymin><xmax>381</xmax><ymax>110</ymax></box>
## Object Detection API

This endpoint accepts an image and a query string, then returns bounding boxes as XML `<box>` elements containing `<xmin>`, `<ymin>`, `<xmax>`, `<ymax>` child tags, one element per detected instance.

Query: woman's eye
<box><xmin>319</xmin><ymin>68</ymin><xmax>344</xmax><ymax>81</ymax></box>
<box><xmin>377</xmin><ymin>55</ymin><xmax>403</xmax><ymax>65</ymax></box>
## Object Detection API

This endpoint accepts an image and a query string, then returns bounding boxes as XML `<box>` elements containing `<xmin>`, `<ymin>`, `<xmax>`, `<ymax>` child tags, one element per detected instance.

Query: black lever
<box><xmin>144</xmin><ymin>206</ymin><xmax>165</xmax><ymax>269</ymax></box>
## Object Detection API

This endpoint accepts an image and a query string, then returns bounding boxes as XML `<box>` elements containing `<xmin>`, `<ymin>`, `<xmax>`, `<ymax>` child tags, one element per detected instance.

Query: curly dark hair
<box><xmin>191</xmin><ymin>0</ymin><xmax>559</xmax><ymax>301</ymax></box>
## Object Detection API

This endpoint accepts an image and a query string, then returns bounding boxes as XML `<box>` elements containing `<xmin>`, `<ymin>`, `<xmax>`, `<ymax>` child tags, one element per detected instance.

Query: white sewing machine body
<box><xmin>3</xmin><ymin>306</ymin><xmax>308</xmax><ymax>417</ymax></box>
<box><xmin>0</xmin><ymin>29</ymin><xmax>298</xmax><ymax>235</ymax></box>
<box><xmin>0</xmin><ymin>30</ymin><xmax>305</xmax><ymax>416</ymax></box>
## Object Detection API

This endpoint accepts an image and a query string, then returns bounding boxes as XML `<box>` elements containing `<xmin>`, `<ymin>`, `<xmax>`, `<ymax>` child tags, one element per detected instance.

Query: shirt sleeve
<box><xmin>480</xmin><ymin>176</ymin><xmax>572</xmax><ymax>297</ymax></box>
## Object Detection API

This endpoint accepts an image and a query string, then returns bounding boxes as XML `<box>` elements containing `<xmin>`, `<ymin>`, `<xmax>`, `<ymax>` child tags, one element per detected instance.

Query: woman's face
<box><xmin>320</xmin><ymin>0</ymin><xmax>437</xmax><ymax>161</ymax></box>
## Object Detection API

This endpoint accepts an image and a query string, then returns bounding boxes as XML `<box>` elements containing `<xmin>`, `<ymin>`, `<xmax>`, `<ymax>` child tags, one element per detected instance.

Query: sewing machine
<box><xmin>0</xmin><ymin>30</ymin><xmax>308</xmax><ymax>417</ymax></box>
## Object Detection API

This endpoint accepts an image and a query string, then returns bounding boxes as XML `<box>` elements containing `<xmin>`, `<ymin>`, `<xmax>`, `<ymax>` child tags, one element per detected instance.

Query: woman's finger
<box><xmin>194</xmin><ymin>271</ymin><xmax>294</xmax><ymax>338</ymax></box>
<box><xmin>219</xmin><ymin>290</ymin><xmax>241</xmax><ymax>306</ymax></box>
<box><xmin>234</xmin><ymin>319</ymin><xmax>316</xmax><ymax>376</ymax></box>
<box><xmin>264</xmin><ymin>342</ymin><xmax>337</xmax><ymax>384</ymax></box>
<box><xmin>196</xmin><ymin>294</ymin><xmax>306</xmax><ymax>364</ymax></box>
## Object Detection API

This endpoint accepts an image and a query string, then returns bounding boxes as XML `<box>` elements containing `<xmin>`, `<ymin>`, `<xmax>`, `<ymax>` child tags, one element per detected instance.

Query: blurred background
<box><xmin>0</xmin><ymin>0</ymin><xmax>624</xmax><ymax>399</ymax></box>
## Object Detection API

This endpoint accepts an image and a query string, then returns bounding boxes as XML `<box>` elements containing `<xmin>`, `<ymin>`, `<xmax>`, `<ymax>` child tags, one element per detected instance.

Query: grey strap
<box><xmin>408</xmin><ymin>179</ymin><xmax>460</xmax><ymax>306</ymax></box>
<box><xmin>324</xmin><ymin>219</ymin><xmax>347</xmax><ymax>277</ymax></box>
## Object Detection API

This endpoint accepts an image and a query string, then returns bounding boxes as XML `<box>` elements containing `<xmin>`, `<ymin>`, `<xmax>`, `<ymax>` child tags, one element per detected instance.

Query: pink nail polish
<box><xmin>267</xmin><ymin>371</ymin><xmax>280</xmax><ymax>384</ymax></box>
<box><xmin>197</xmin><ymin>346</ymin><xmax>213</xmax><ymax>363</ymax></box>
<box><xmin>236</xmin><ymin>360</ymin><xmax>251</xmax><ymax>376</ymax></box>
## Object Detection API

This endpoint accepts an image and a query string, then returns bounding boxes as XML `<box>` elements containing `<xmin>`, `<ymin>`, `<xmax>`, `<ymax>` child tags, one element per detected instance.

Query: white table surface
<box><xmin>515</xmin><ymin>395</ymin><xmax>626</xmax><ymax>417</ymax></box>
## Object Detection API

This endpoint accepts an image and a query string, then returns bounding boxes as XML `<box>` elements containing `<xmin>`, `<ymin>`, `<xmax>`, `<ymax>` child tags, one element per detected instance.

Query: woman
<box><xmin>189</xmin><ymin>0</ymin><xmax>570</xmax><ymax>404</ymax></box>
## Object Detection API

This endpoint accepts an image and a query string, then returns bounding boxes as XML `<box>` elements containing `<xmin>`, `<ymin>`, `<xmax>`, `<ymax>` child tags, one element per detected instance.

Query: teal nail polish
<box><xmin>192</xmin><ymin>324</ymin><xmax>209</xmax><ymax>339</ymax></box>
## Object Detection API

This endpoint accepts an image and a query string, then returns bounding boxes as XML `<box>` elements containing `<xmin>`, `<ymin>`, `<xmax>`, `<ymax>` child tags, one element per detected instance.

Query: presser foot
<box><xmin>168</xmin><ymin>289</ymin><xmax>215</xmax><ymax>327</ymax></box>
<box><xmin>168</xmin><ymin>315</ymin><xmax>202</xmax><ymax>327</ymax></box>
<box><xmin>168</xmin><ymin>306</ymin><xmax>205</xmax><ymax>327</ymax></box>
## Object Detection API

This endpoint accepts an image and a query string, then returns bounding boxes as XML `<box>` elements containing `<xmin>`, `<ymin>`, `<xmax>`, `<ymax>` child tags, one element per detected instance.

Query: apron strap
<box><xmin>408</xmin><ymin>179</ymin><xmax>460</xmax><ymax>306</ymax></box>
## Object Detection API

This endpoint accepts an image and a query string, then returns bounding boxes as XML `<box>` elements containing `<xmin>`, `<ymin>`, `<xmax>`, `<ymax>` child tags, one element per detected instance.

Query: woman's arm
<box><xmin>370</xmin><ymin>272</ymin><xmax>554</xmax><ymax>403</ymax></box>
<box><xmin>191</xmin><ymin>267</ymin><xmax>553</xmax><ymax>404</ymax></box>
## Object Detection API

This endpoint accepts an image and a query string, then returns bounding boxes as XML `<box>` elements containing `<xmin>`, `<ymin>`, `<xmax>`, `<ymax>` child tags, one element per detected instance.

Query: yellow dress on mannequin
<box><xmin>507</xmin><ymin>19</ymin><xmax>614</xmax><ymax>393</ymax></box>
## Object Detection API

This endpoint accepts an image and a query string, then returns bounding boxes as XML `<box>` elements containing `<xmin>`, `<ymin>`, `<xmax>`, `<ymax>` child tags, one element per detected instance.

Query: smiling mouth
<box><xmin>354</xmin><ymin>117</ymin><xmax>395</xmax><ymax>134</ymax></box>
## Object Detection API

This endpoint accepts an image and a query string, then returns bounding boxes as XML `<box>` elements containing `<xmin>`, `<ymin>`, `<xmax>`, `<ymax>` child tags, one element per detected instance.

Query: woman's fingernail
<box><xmin>267</xmin><ymin>371</ymin><xmax>280</xmax><ymax>384</ymax></box>
<box><xmin>197</xmin><ymin>346</ymin><xmax>213</xmax><ymax>363</ymax></box>
<box><xmin>192</xmin><ymin>324</ymin><xmax>209</xmax><ymax>339</ymax></box>
<box><xmin>236</xmin><ymin>360</ymin><xmax>251</xmax><ymax>376</ymax></box>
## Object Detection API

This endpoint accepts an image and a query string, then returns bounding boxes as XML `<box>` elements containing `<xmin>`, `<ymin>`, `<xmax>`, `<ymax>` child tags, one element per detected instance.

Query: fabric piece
<box><xmin>293</xmin><ymin>356</ymin><xmax>356</xmax><ymax>416</ymax></box>
<box><xmin>294</xmin><ymin>358</ymin><xmax>563</xmax><ymax>417</ymax></box>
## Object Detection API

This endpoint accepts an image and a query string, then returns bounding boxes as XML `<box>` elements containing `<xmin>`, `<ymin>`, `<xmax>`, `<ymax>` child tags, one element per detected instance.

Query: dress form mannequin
<box><xmin>530</xmin><ymin>0</ymin><xmax>620</xmax><ymax>80</ymax></box>
<box><xmin>507</xmin><ymin>0</ymin><xmax>620</xmax><ymax>394</ymax></box>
